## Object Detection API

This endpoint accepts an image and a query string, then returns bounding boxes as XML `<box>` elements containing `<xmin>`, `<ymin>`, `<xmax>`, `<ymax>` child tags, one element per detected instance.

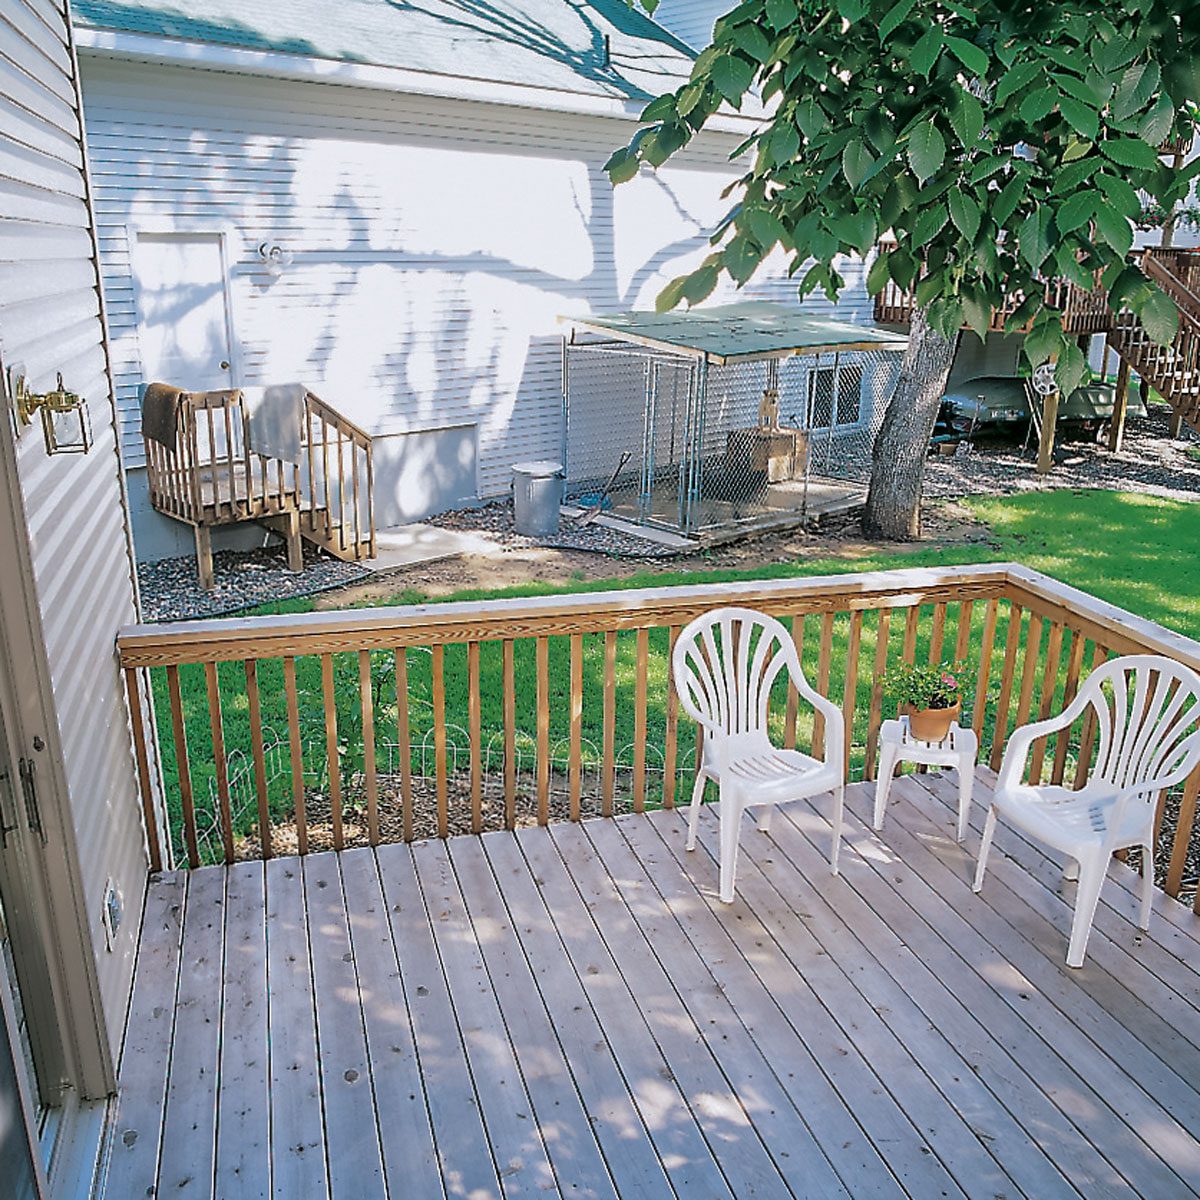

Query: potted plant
<box><xmin>883</xmin><ymin>661</ymin><xmax>965</xmax><ymax>743</ymax></box>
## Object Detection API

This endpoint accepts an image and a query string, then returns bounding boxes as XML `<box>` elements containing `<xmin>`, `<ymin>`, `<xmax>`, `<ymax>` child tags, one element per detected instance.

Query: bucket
<box><xmin>512</xmin><ymin>460</ymin><xmax>564</xmax><ymax>537</ymax></box>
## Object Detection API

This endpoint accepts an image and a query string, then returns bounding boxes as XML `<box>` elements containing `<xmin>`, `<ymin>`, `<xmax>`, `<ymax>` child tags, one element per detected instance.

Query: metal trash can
<box><xmin>511</xmin><ymin>460</ymin><xmax>563</xmax><ymax>537</ymax></box>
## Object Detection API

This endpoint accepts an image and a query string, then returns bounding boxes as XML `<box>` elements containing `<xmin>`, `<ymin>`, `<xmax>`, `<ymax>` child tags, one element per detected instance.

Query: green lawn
<box><xmin>154</xmin><ymin>490</ymin><xmax>1200</xmax><ymax>861</ymax></box>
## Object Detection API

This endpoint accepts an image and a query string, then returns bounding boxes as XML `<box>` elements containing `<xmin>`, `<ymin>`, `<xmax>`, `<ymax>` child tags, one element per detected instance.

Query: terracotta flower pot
<box><xmin>905</xmin><ymin>699</ymin><xmax>960</xmax><ymax>743</ymax></box>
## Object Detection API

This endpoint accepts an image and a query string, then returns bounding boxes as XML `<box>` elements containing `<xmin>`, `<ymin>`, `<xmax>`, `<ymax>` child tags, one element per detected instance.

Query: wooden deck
<box><xmin>103</xmin><ymin>768</ymin><xmax>1200</xmax><ymax>1200</ymax></box>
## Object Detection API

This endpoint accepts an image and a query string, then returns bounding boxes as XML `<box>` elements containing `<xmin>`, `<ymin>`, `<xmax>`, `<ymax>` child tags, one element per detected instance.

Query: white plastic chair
<box><xmin>672</xmin><ymin>607</ymin><xmax>845</xmax><ymax>902</ymax></box>
<box><xmin>973</xmin><ymin>654</ymin><xmax>1200</xmax><ymax>967</ymax></box>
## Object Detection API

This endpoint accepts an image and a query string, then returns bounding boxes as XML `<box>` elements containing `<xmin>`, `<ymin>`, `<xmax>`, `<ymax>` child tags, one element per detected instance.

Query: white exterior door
<box><xmin>131</xmin><ymin>232</ymin><xmax>236</xmax><ymax>391</ymax></box>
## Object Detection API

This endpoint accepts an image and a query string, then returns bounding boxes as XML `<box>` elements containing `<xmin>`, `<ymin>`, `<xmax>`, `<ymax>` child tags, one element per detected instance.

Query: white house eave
<box><xmin>73</xmin><ymin>26</ymin><xmax>762</xmax><ymax>134</ymax></box>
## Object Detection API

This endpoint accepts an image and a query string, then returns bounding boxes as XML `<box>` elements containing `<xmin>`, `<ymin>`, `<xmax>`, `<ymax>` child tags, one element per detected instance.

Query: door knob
<box><xmin>220</xmin><ymin>360</ymin><xmax>230</xmax><ymax>370</ymax></box>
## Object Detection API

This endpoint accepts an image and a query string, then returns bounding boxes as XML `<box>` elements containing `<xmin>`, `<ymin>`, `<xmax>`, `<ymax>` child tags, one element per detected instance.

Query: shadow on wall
<box><xmin>94</xmin><ymin>61</ymin><xmax>868</xmax><ymax>557</ymax></box>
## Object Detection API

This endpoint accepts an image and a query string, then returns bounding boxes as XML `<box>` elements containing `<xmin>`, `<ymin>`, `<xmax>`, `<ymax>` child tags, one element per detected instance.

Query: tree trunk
<box><xmin>863</xmin><ymin>305</ymin><xmax>958</xmax><ymax>540</ymax></box>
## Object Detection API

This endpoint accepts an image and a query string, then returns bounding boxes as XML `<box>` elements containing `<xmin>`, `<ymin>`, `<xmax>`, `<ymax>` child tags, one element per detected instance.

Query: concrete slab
<box><xmin>364</xmin><ymin>523</ymin><xmax>499</xmax><ymax>574</ymax></box>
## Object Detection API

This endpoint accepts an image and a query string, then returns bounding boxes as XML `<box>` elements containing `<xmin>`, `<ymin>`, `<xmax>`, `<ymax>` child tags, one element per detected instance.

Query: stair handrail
<box><xmin>1141</xmin><ymin>249</ymin><xmax>1200</xmax><ymax>317</ymax></box>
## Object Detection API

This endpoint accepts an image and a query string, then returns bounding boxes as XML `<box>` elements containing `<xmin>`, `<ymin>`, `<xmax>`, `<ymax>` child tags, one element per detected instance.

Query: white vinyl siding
<box><xmin>80</xmin><ymin>58</ymin><xmax>874</xmax><ymax>499</ymax></box>
<box><xmin>652</xmin><ymin>0</ymin><xmax>727</xmax><ymax>48</ymax></box>
<box><xmin>0</xmin><ymin>0</ymin><xmax>145</xmax><ymax>1071</ymax></box>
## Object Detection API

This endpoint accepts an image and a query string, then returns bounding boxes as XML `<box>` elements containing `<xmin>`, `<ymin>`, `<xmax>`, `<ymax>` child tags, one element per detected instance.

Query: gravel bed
<box><xmin>437</xmin><ymin>499</ymin><xmax>684</xmax><ymax>558</ymax></box>
<box><xmin>138</xmin><ymin>544</ymin><xmax>368</xmax><ymax>623</ymax></box>
<box><xmin>923</xmin><ymin>409</ymin><xmax>1200</xmax><ymax>501</ymax></box>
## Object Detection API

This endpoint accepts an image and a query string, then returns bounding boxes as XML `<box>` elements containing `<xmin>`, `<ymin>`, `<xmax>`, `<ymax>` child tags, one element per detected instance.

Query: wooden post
<box><xmin>194</xmin><ymin>524</ymin><xmax>214</xmax><ymax>591</ymax></box>
<box><xmin>1168</xmin><ymin>409</ymin><xmax>1184</xmax><ymax>439</ymax></box>
<box><xmin>1036</xmin><ymin>389</ymin><xmax>1059</xmax><ymax>475</ymax></box>
<box><xmin>284</xmin><ymin>508</ymin><xmax>303</xmax><ymax>573</ymax></box>
<box><xmin>1108</xmin><ymin>359</ymin><xmax>1131</xmax><ymax>452</ymax></box>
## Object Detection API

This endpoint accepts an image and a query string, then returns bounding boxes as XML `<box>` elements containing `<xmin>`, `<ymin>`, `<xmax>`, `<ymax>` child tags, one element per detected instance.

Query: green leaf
<box><xmin>1100</xmin><ymin>137</ymin><xmax>1158</xmax><ymax>170</ymax></box>
<box><xmin>947</xmin><ymin>189</ymin><xmax>981</xmax><ymax>241</ymax></box>
<box><xmin>906</xmin><ymin>120</ymin><xmax>945</xmax><ymax>183</ymax></box>
<box><xmin>1055</xmin><ymin>342</ymin><xmax>1089</xmax><ymax>396</ymax></box>
<box><xmin>765</xmin><ymin>0</ymin><xmax>797</xmax><ymax>28</ymax></box>
<box><xmin>1018</xmin><ymin>207</ymin><xmax>1054</xmax><ymax>268</ymax></box>
<box><xmin>995</xmin><ymin>61</ymin><xmax>1042</xmax><ymax>106</ymax></box>
<box><xmin>1054</xmin><ymin>189</ymin><xmax>1097</xmax><ymax>233</ymax></box>
<box><xmin>866</xmin><ymin>251</ymin><xmax>891</xmax><ymax>295</ymax></box>
<box><xmin>794</xmin><ymin>98</ymin><xmax>825</xmax><ymax>140</ymax></box>
<box><xmin>1020</xmin><ymin>87</ymin><xmax>1059</xmax><ymax>124</ymax></box>
<box><xmin>828</xmin><ymin>210</ymin><xmax>877</xmax><ymax>254</ymax></box>
<box><xmin>711</xmin><ymin>54</ymin><xmax>755</xmax><ymax>105</ymax></box>
<box><xmin>969</xmin><ymin>154</ymin><xmax>1011</xmax><ymax>184</ymax></box>
<box><xmin>1092</xmin><ymin>200</ymin><xmax>1133</xmax><ymax>257</ymax></box>
<box><xmin>878</xmin><ymin>0</ymin><xmax>916</xmax><ymax>41</ymax></box>
<box><xmin>944</xmin><ymin>36</ymin><xmax>988</xmax><ymax>78</ymax></box>
<box><xmin>837</xmin><ymin>0</ymin><xmax>868</xmax><ymax>21</ymax></box>
<box><xmin>911</xmin><ymin>202</ymin><xmax>949</xmax><ymax>249</ymax></box>
<box><xmin>948</xmin><ymin>88</ymin><xmax>985</xmax><ymax>149</ymax></box>
<box><xmin>655</xmin><ymin>275</ymin><xmax>688</xmax><ymax>312</ymax></box>
<box><xmin>681</xmin><ymin>263</ymin><xmax>720</xmax><ymax>305</ymax></box>
<box><xmin>746</xmin><ymin>207</ymin><xmax>790</xmax><ymax>251</ymax></box>
<box><xmin>724</xmin><ymin>235</ymin><xmax>763</xmax><ymax>283</ymax></box>
<box><xmin>731</xmin><ymin>22</ymin><xmax>771</xmax><ymax>64</ymax></box>
<box><xmin>1023</xmin><ymin>319</ymin><xmax>1064</xmax><ymax>366</ymax></box>
<box><xmin>1052</xmin><ymin>157</ymin><xmax>1100</xmax><ymax>194</ymax></box>
<box><xmin>842</xmin><ymin>139</ymin><xmax>875</xmax><ymax>188</ymax></box>
<box><xmin>1139</xmin><ymin>96</ymin><xmax>1175</xmax><ymax>148</ymax></box>
<box><xmin>1095</xmin><ymin>172</ymin><xmax>1141</xmax><ymax>217</ymax></box>
<box><xmin>1138</xmin><ymin>288</ymin><xmax>1179</xmax><ymax>346</ymax></box>
<box><xmin>768</xmin><ymin>123</ymin><xmax>801</xmax><ymax>167</ymax></box>
<box><xmin>639</xmin><ymin>95</ymin><xmax>676</xmax><ymax>123</ymax></box>
<box><xmin>605</xmin><ymin>147</ymin><xmax>639</xmax><ymax>184</ymax></box>
<box><xmin>961</xmin><ymin>290</ymin><xmax>992</xmax><ymax>341</ymax></box>
<box><xmin>909</xmin><ymin>27</ymin><xmax>943</xmax><ymax>77</ymax></box>
<box><xmin>992</xmin><ymin>175</ymin><xmax>1025</xmax><ymax>226</ymax></box>
<box><xmin>1058</xmin><ymin>97</ymin><xmax>1099</xmax><ymax>141</ymax></box>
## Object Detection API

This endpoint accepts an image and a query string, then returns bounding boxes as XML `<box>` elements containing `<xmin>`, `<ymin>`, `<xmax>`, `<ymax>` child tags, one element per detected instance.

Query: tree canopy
<box><xmin>614</xmin><ymin>0</ymin><xmax>1200</xmax><ymax>395</ymax></box>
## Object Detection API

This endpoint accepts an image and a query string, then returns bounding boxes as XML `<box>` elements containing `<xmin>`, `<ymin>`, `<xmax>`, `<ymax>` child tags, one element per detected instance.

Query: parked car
<box><xmin>940</xmin><ymin>375</ymin><xmax>1147</xmax><ymax>438</ymax></box>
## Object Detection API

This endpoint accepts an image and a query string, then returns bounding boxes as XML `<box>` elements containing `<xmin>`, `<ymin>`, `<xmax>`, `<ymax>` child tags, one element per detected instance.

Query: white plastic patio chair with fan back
<box><xmin>672</xmin><ymin>607</ymin><xmax>846</xmax><ymax>903</ymax></box>
<box><xmin>974</xmin><ymin>654</ymin><xmax>1200</xmax><ymax>967</ymax></box>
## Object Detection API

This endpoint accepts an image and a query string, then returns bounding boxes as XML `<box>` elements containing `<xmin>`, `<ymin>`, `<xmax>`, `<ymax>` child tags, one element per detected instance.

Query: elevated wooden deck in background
<box><xmin>103</xmin><ymin>769</ymin><xmax>1200</xmax><ymax>1199</ymax></box>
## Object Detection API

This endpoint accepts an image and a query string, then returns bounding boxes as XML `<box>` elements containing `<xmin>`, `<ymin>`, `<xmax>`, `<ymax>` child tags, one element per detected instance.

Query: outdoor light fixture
<box><xmin>9</xmin><ymin>364</ymin><xmax>92</xmax><ymax>455</ymax></box>
<box><xmin>257</xmin><ymin>240</ymin><xmax>293</xmax><ymax>277</ymax></box>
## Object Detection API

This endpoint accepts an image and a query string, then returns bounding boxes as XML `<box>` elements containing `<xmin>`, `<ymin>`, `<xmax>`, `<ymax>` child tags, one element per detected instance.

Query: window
<box><xmin>808</xmin><ymin>364</ymin><xmax>864</xmax><ymax>428</ymax></box>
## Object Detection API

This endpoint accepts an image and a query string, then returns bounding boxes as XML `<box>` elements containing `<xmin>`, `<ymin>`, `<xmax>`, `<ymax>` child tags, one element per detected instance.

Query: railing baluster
<box><xmin>1051</xmin><ymin>631</ymin><xmax>1086</xmax><ymax>785</ymax></box>
<box><xmin>813</xmin><ymin>611</ymin><xmax>835</xmax><ymax>758</ymax></box>
<box><xmin>902</xmin><ymin>605</ymin><xmax>919</xmax><ymax>665</ymax></box>
<box><xmin>783</xmin><ymin>615</ymin><xmax>805</xmax><ymax>750</ymax></box>
<box><xmin>245</xmin><ymin>659</ymin><xmax>272</xmax><ymax>860</ymax></box>
<box><xmin>468</xmin><ymin>642</ymin><xmax>483</xmax><ymax>835</ymax></box>
<box><xmin>1167</xmin><ymin>764</ymin><xmax>1200</xmax><ymax>898</ymax></box>
<box><xmin>989</xmin><ymin>603</ymin><xmax>1024</xmax><ymax>771</ymax></box>
<box><xmin>928</xmin><ymin>601</ymin><xmax>947</xmax><ymax>664</ymax></box>
<box><xmin>633</xmin><ymin>628</ymin><xmax>649</xmax><ymax>812</ymax></box>
<box><xmin>954</xmin><ymin>600</ymin><xmax>973</xmax><ymax>663</ymax></box>
<box><xmin>1012</xmin><ymin>615</ymin><xmax>1044</xmax><ymax>745</ymax></box>
<box><xmin>864</xmin><ymin>608</ymin><xmax>891</xmax><ymax>780</ymax></box>
<box><xmin>283</xmin><ymin>656</ymin><xmax>307</xmax><ymax>856</ymax></box>
<box><xmin>1027</xmin><ymin>621</ymin><xmax>1063</xmax><ymax>783</ymax></box>
<box><xmin>602</xmin><ymin>631</ymin><xmax>617</xmax><ymax>817</ymax></box>
<box><xmin>663</xmin><ymin>627</ymin><xmax>679</xmax><ymax>809</ymax></box>
<box><xmin>972</xmin><ymin>599</ymin><xmax>999</xmax><ymax>742</ymax></box>
<box><xmin>569</xmin><ymin>634</ymin><xmax>584</xmax><ymax>820</ymax></box>
<box><xmin>536</xmin><ymin>637</ymin><xmax>550</xmax><ymax>825</ymax></box>
<box><xmin>204</xmin><ymin>662</ymin><xmax>235</xmax><ymax>864</ymax></box>
<box><xmin>432</xmin><ymin>645</ymin><xmax>448</xmax><ymax>838</ymax></box>
<box><xmin>503</xmin><ymin>639</ymin><xmax>516</xmax><ymax>830</ymax></box>
<box><xmin>165</xmin><ymin>665</ymin><xmax>199</xmax><ymax>869</ymax></box>
<box><xmin>124</xmin><ymin>666</ymin><xmax>163</xmax><ymax>873</ymax></box>
<box><xmin>321</xmin><ymin>653</ymin><xmax>343</xmax><ymax>851</ymax></box>
<box><xmin>1073</xmin><ymin>644</ymin><xmax>1110</xmax><ymax>788</ymax></box>
<box><xmin>396</xmin><ymin>649</ymin><xmax>413</xmax><ymax>842</ymax></box>
<box><xmin>359</xmin><ymin>650</ymin><xmax>379</xmax><ymax>846</ymax></box>
<box><xmin>841</xmin><ymin>611</ymin><xmax>862</xmax><ymax>778</ymax></box>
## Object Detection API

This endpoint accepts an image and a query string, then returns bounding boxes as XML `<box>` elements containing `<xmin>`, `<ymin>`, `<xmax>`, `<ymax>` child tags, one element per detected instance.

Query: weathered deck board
<box><xmin>113</xmin><ymin>772</ymin><xmax>1200</xmax><ymax>1200</ymax></box>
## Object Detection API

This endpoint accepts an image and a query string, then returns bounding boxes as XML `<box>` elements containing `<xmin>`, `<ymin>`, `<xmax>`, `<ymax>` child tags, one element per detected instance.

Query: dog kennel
<box><xmin>563</xmin><ymin>302</ymin><xmax>907</xmax><ymax>538</ymax></box>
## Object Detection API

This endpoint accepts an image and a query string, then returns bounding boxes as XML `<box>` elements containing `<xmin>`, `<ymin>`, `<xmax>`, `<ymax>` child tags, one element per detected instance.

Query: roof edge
<box><xmin>73</xmin><ymin>25</ymin><xmax>759</xmax><ymax>132</ymax></box>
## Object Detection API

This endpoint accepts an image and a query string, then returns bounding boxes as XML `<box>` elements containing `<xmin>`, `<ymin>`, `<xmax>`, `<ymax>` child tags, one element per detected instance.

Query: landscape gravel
<box><xmin>138</xmin><ymin>545</ymin><xmax>368</xmax><ymax>623</ymax></box>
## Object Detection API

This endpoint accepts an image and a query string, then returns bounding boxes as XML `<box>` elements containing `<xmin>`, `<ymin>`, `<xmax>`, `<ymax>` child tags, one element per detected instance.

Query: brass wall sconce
<box><xmin>9</xmin><ymin>364</ymin><xmax>92</xmax><ymax>455</ymax></box>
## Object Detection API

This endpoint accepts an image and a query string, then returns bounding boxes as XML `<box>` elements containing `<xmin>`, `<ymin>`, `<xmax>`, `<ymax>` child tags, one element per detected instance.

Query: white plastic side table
<box><xmin>873</xmin><ymin>717</ymin><xmax>979</xmax><ymax>842</ymax></box>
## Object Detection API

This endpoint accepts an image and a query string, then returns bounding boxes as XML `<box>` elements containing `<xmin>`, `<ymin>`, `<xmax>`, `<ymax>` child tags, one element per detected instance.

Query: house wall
<box><xmin>77</xmin><ymin>58</ymin><xmax>874</xmax><ymax>558</ymax></box>
<box><xmin>652</xmin><ymin>0</ymin><xmax>726</xmax><ymax>48</ymax></box>
<box><xmin>0</xmin><ymin>0</ymin><xmax>148</xmax><ymax>1085</ymax></box>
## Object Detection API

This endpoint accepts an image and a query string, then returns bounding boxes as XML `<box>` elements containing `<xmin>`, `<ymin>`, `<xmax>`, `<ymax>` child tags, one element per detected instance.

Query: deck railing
<box><xmin>117</xmin><ymin>563</ymin><xmax>1200</xmax><ymax>909</ymax></box>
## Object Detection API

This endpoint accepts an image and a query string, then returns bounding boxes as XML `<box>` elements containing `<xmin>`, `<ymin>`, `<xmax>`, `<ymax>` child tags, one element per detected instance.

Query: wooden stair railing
<box><xmin>144</xmin><ymin>387</ymin><xmax>375</xmax><ymax>588</ymax></box>
<box><xmin>1106</xmin><ymin>248</ymin><xmax>1200</xmax><ymax>437</ymax></box>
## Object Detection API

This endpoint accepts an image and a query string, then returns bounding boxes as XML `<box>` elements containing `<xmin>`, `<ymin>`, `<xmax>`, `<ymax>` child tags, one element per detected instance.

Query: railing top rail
<box><xmin>305</xmin><ymin>390</ymin><xmax>373</xmax><ymax>446</ymax></box>
<box><xmin>119</xmin><ymin>563</ymin><xmax>1016</xmax><ymax>666</ymax></box>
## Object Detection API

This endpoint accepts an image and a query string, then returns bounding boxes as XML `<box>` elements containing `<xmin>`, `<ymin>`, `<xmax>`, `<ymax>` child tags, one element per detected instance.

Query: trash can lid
<box><xmin>512</xmin><ymin>460</ymin><xmax>564</xmax><ymax>477</ymax></box>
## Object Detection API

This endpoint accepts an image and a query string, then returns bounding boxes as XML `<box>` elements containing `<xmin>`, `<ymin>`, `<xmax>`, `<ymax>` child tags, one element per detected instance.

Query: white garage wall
<box><xmin>79</xmin><ymin>57</ymin><xmax>872</xmax><ymax>512</ymax></box>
